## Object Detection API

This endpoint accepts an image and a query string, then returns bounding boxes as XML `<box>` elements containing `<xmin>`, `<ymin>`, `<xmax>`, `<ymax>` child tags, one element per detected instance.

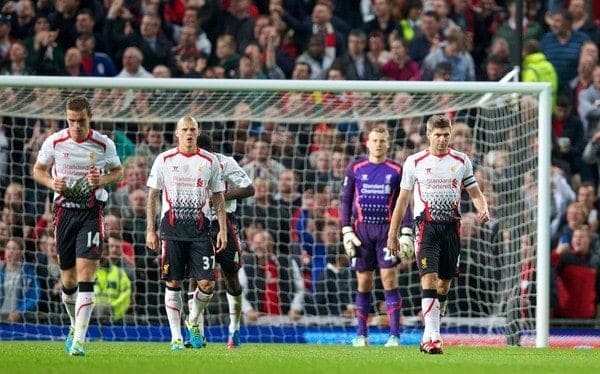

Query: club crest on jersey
<box><xmin>450</xmin><ymin>165</ymin><xmax>457</xmax><ymax>173</ymax></box>
<box><xmin>89</xmin><ymin>152</ymin><xmax>96</xmax><ymax>163</ymax></box>
<box><xmin>421</xmin><ymin>257</ymin><xmax>427</xmax><ymax>269</ymax></box>
<box><xmin>162</xmin><ymin>264</ymin><xmax>170</xmax><ymax>274</ymax></box>
<box><xmin>385</xmin><ymin>174</ymin><xmax>392</xmax><ymax>183</ymax></box>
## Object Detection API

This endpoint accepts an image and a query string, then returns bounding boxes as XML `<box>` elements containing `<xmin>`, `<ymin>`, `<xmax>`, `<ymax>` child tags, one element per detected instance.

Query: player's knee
<box><xmin>196</xmin><ymin>279</ymin><xmax>215</xmax><ymax>294</ymax></box>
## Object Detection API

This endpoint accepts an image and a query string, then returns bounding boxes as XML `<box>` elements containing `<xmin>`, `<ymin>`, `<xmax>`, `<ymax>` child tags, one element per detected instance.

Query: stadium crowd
<box><xmin>1</xmin><ymin>0</ymin><xmax>600</xmax><ymax>334</ymax></box>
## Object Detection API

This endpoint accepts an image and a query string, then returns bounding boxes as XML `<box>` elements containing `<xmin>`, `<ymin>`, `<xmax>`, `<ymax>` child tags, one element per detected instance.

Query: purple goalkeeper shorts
<box><xmin>351</xmin><ymin>222</ymin><xmax>400</xmax><ymax>272</ymax></box>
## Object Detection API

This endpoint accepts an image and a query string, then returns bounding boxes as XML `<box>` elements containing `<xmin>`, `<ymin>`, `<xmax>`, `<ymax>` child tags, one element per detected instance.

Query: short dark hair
<box><xmin>197</xmin><ymin>133</ymin><xmax>214</xmax><ymax>151</ymax></box>
<box><xmin>66</xmin><ymin>95</ymin><xmax>92</xmax><ymax>116</ymax></box>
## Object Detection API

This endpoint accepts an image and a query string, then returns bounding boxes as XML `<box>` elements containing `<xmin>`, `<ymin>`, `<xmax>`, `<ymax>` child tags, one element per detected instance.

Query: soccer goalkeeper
<box><xmin>340</xmin><ymin>124</ymin><xmax>413</xmax><ymax>348</ymax></box>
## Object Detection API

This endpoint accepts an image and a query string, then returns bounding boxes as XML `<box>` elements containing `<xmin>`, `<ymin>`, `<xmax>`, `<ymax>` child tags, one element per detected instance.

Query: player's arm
<box><xmin>224</xmin><ymin>184</ymin><xmax>255</xmax><ymax>201</ymax></box>
<box><xmin>387</xmin><ymin>188</ymin><xmax>412</xmax><ymax>257</ymax></box>
<box><xmin>32</xmin><ymin>161</ymin><xmax>66</xmax><ymax>193</ymax></box>
<box><xmin>97</xmin><ymin>164</ymin><xmax>124</xmax><ymax>189</ymax></box>
<box><xmin>211</xmin><ymin>191</ymin><xmax>228</xmax><ymax>252</ymax></box>
<box><xmin>467</xmin><ymin>185</ymin><xmax>490</xmax><ymax>223</ymax></box>
<box><xmin>145</xmin><ymin>187</ymin><xmax>161</xmax><ymax>251</ymax></box>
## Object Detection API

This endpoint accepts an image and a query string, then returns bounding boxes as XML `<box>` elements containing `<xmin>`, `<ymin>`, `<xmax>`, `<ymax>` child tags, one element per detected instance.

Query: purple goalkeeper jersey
<box><xmin>341</xmin><ymin>157</ymin><xmax>411</xmax><ymax>227</ymax></box>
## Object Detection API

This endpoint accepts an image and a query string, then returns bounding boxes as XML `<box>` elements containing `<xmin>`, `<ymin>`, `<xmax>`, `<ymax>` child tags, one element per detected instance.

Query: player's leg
<box><xmin>69</xmin><ymin>210</ymin><xmax>102</xmax><ymax>356</ymax></box>
<box><xmin>218</xmin><ymin>217</ymin><xmax>244</xmax><ymax>349</ymax></box>
<box><xmin>162</xmin><ymin>240</ymin><xmax>186</xmax><ymax>351</ymax></box>
<box><xmin>186</xmin><ymin>239</ymin><xmax>216</xmax><ymax>348</ymax></box>
<box><xmin>223</xmin><ymin>271</ymin><xmax>242</xmax><ymax>349</ymax></box>
<box><xmin>352</xmin><ymin>224</ymin><xmax>376</xmax><ymax>346</ymax></box>
<box><xmin>380</xmin><ymin>267</ymin><xmax>402</xmax><ymax>347</ymax></box>
<box><xmin>416</xmin><ymin>222</ymin><xmax>443</xmax><ymax>354</ymax></box>
<box><xmin>54</xmin><ymin>207</ymin><xmax>78</xmax><ymax>353</ymax></box>
<box><xmin>378</xmin><ymin>225</ymin><xmax>403</xmax><ymax>347</ymax></box>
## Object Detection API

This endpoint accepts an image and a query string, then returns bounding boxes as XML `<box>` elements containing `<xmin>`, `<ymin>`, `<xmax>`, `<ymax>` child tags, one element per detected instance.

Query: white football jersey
<box><xmin>401</xmin><ymin>148</ymin><xmax>477</xmax><ymax>222</ymax></box>
<box><xmin>36</xmin><ymin>128</ymin><xmax>121</xmax><ymax>208</ymax></box>
<box><xmin>147</xmin><ymin>147</ymin><xmax>225</xmax><ymax>228</ymax></box>
<box><xmin>203</xmin><ymin>153</ymin><xmax>252</xmax><ymax>221</ymax></box>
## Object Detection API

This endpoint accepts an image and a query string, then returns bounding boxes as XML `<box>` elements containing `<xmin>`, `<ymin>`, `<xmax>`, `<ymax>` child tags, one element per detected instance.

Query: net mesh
<box><xmin>0</xmin><ymin>79</ymin><xmax>540</xmax><ymax>346</ymax></box>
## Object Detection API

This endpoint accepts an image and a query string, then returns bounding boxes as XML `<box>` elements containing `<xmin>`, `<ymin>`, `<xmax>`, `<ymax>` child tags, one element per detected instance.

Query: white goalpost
<box><xmin>0</xmin><ymin>75</ymin><xmax>551</xmax><ymax>348</ymax></box>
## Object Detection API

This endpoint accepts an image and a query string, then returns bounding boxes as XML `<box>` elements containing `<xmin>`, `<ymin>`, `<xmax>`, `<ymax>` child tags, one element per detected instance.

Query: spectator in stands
<box><xmin>243</xmin><ymin>41</ymin><xmax>286</xmax><ymax>79</ymax></box>
<box><xmin>421</xmin><ymin>28</ymin><xmax>475</xmax><ymax>81</ymax></box>
<box><xmin>240</xmin><ymin>177</ymin><xmax>291</xmax><ymax>254</ymax></box>
<box><xmin>540</xmin><ymin>9</ymin><xmax>590</xmax><ymax>92</ymax></box>
<box><xmin>576</xmin><ymin>182</ymin><xmax>599</xmax><ymax>233</ymax></box>
<box><xmin>273</xmin><ymin>168</ymin><xmax>302</xmax><ymax>210</ymax></box>
<box><xmin>3</xmin><ymin>0</ymin><xmax>36</xmax><ymax>41</ymax></box>
<box><xmin>578</xmin><ymin>64</ymin><xmax>600</xmax><ymax>138</ymax></box>
<box><xmin>380</xmin><ymin>37</ymin><xmax>420</xmax><ymax>81</ymax></box>
<box><xmin>551</xmin><ymin>93</ymin><xmax>587</xmax><ymax>182</ymax></box>
<box><xmin>171</xmin><ymin>7</ymin><xmax>211</xmax><ymax>57</ymax></box>
<box><xmin>295</xmin><ymin>34</ymin><xmax>333</xmax><ymax>80</ymax></box>
<box><xmin>482</xmin><ymin>53</ymin><xmax>510</xmax><ymax>81</ymax></box>
<box><xmin>334</xmin><ymin>29</ymin><xmax>380</xmax><ymax>80</ymax></box>
<box><xmin>305</xmin><ymin>149</ymin><xmax>335</xmax><ymax>191</ymax></box>
<box><xmin>583</xmin><ymin>128</ymin><xmax>600</xmax><ymax>193</ymax></box>
<box><xmin>493</xmin><ymin>0</ymin><xmax>544</xmax><ymax>68</ymax></box>
<box><xmin>553</xmin><ymin>201</ymin><xmax>590</xmax><ymax>250</ymax></box>
<box><xmin>24</xmin><ymin>15</ymin><xmax>64</xmax><ymax>75</ymax></box>
<box><xmin>214</xmin><ymin>0</ymin><xmax>254</xmax><ymax>54</ymax></box>
<box><xmin>278</xmin><ymin>0</ymin><xmax>346</xmax><ymax>59</ymax></box>
<box><xmin>34</xmin><ymin>230</ymin><xmax>62</xmax><ymax>318</ymax></box>
<box><xmin>552</xmin><ymin>226</ymin><xmax>600</xmax><ymax>319</ymax></box>
<box><xmin>134</xmin><ymin>123</ymin><xmax>167</xmax><ymax>168</ymax></box>
<box><xmin>472</xmin><ymin>0</ymin><xmax>504</xmax><ymax>64</ymax></box>
<box><xmin>0</xmin><ymin>237</ymin><xmax>40</xmax><ymax>323</ymax></box>
<box><xmin>521</xmin><ymin>38</ymin><xmax>558</xmax><ymax>110</ymax></box>
<box><xmin>313</xmin><ymin>249</ymin><xmax>354</xmax><ymax>317</ymax></box>
<box><xmin>570</xmin><ymin>52</ymin><xmax>596</xmax><ymax>111</ymax></box>
<box><xmin>109</xmin><ymin>155</ymin><xmax>147</xmax><ymax>215</ymax></box>
<box><xmin>256</xmin><ymin>23</ymin><xmax>294</xmax><ymax>79</ymax></box>
<box><xmin>239</xmin><ymin>229</ymin><xmax>304</xmax><ymax>322</ymax></box>
<box><xmin>569</xmin><ymin>0</ymin><xmax>600</xmax><ymax>47</ymax></box>
<box><xmin>116</xmin><ymin>46</ymin><xmax>152</xmax><ymax>78</ymax></box>
<box><xmin>48</xmin><ymin>0</ymin><xmax>85</xmax><ymax>50</ymax></box>
<box><xmin>2</xmin><ymin>182</ymin><xmax>35</xmax><ymax>239</ymax></box>
<box><xmin>172</xmin><ymin>24</ymin><xmax>202</xmax><ymax>62</ymax></box>
<box><xmin>0</xmin><ymin>40</ymin><xmax>34</xmax><ymax>75</ymax></box>
<box><xmin>363</xmin><ymin>0</ymin><xmax>404</xmax><ymax>43</ymax></box>
<box><xmin>60</xmin><ymin>47</ymin><xmax>83</xmax><ymax>76</ymax></box>
<box><xmin>75</xmin><ymin>8</ymin><xmax>107</xmax><ymax>53</ymax></box>
<box><xmin>550</xmin><ymin>167</ymin><xmax>577</xmax><ymax>241</ymax></box>
<box><xmin>242</xmin><ymin>138</ymin><xmax>287</xmax><ymax>187</ymax></box>
<box><xmin>0</xmin><ymin>14</ymin><xmax>11</xmax><ymax>65</ymax></box>
<box><xmin>93</xmin><ymin>234</ymin><xmax>132</xmax><ymax>324</ymax></box>
<box><xmin>215</xmin><ymin>33</ymin><xmax>241</xmax><ymax>78</ymax></box>
<box><xmin>487</xmin><ymin>37</ymin><xmax>511</xmax><ymax>67</ymax></box>
<box><xmin>367</xmin><ymin>30</ymin><xmax>392</xmax><ymax>68</ymax></box>
<box><xmin>75</xmin><ymin>32</ymin><xmax>116</xmax><ymax>76</ymax></box>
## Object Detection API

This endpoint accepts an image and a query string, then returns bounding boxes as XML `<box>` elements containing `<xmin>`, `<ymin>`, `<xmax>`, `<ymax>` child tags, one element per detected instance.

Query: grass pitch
<box><xmin>1</xmin><ymin>341</ymin><xmax>598</xmax><ymax>374</ymax></box>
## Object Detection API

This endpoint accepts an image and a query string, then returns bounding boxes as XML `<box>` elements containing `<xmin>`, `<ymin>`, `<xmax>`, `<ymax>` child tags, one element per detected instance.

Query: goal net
<box><xmin>0</xmin><ymin>76</ymin><xmax>551</xmax><ymax>347</ymax></box>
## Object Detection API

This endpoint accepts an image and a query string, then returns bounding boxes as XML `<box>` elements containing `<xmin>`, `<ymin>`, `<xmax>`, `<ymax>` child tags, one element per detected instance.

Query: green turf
<box><xmin>0</xmin><ymin>341</ymin><xmax>598</xmax><ymax>374</ymax></box>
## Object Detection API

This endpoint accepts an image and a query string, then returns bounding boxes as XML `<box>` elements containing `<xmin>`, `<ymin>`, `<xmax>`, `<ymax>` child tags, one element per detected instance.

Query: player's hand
<box><xmin>53</xmin><ymin>176</ymin><xmax>66</xmax><ymax>193</ymax></box>
<box><xmin>87</xmin><ymin>166</ymin><xmax>101</xmax><ymax>189</ymax></box>
<box><xmin>215</xmin><ymin>230</ymin><xmax>227</xmax><ymax>253</ymax></box>
<box><xmin>387</xmin><ymin>235</ymin><xmax>400</xmax><ymax>257</ymax></box>
<box><xmin>288</xmin><ymin>309</ymin><xmax>302</xmax><ymax>321</ymax></box>
<box><xmin>146</xmin><ymin>231</ymin><xmax>159</xmax><ymax>252</ymax></box>
<box><xmin>398</xmin><ymin>227</ymin><xmax>414</xmax><ymax>261</ymax></box>
<box><xmin>245</xmin><ymin>308</ymin><xmax>259</xmax><ymax>322</ymax></box>
<box><xmin>478</xmin><ymin>209</ymin><xmax>490</xmax><ymax>224</ymax></box>
<box><xmin>342</xmin><ymin>226</ymin><xmax>361</xmax><ymax>257</ymax></box>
